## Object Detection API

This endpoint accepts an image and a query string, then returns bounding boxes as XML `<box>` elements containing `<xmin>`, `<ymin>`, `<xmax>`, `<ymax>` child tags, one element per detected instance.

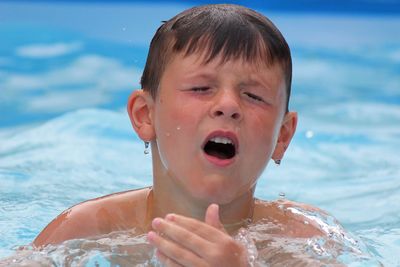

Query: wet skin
<box><xmin>34</xmin><ymin>52</ymin><xmax>323</xmax><ymax>265</ymax></box>
<box><xmin>33</xmin><ymin>187</ymin><xmax>323</xmax><ymax>247</ymax></box>
<box><xmin>131</xmin><ymin>52</ymin><xmax>299</xmax><ymax>223</ymax></box>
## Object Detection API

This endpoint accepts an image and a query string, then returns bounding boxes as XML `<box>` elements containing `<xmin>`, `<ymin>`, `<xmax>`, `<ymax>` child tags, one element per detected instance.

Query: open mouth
<box><xmin>203</xmin><ymin>136</ymin><xmax>236</xmax><ymax>160</ymax></box>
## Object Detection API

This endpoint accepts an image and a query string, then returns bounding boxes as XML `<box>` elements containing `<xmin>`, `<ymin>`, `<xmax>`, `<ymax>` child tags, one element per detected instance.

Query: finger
<box><xmin>204</xmin><ymin>203</ymin><xmax>226</xmax><ymax>232</ymax></box>
<box><xmin>147</xmin><ymin>231</ymin><xmax>206</xmax><ymax>267</ymax></box>
<box><xmin>151</xmin><ymin>218</ymin><xmax>212</xmax><ymax>255</ymax></box>
<box><xmin>164</xmin><ymin>213</ymin><xmax>228</xmax><ymax>242</ymax></box>
<box><xmin>155</xmin><ymin>250</ymin><xmax>183</xmax><ymax>267</ymax></box>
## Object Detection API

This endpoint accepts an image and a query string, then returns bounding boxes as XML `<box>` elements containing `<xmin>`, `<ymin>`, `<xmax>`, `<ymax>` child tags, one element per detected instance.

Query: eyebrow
<box><xmin>183</xmin><ymin>72</ymin><xmax>217</xmax><ymax>82</ymax></box>
<box><xmin>239</xmin><ymin>80</ymin><xmax>261</xmax><ymax>87</ymax></box>
<box><xmin>238</xmin><ymin>79</ymin><xmax>272</xmax><ymax>92</ymax></box>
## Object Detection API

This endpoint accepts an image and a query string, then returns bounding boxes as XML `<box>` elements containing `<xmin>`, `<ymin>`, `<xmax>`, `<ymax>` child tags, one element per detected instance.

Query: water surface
<box><xmin>1</xmin><ymin>1</ymin><xmax>400</xmax><ymax>266</ymax></box>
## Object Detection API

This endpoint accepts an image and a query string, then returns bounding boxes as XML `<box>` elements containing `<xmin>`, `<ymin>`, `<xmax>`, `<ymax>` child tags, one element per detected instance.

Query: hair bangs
<box><xmin>141</xmin><ymin>4</ymin><xmax>292</xmax><ymax>111</ymax></box>
<box><xmin>172</xmin><ymin>10</ymin><xmax>279</xmax><ymax>68</ymax></box>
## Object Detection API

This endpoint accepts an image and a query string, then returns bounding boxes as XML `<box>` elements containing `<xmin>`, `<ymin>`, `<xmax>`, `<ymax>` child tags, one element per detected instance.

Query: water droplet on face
<box><xmin>305</xmin><ymin>130</ymin><xmax>314</xmax><ymax>139</ymax></box>
<box><xmin>166</xmin><ymin>132</ymin><xmax>171</xmax><ymax>137</ymax></box>
<box><xmin>176</xmin><ymin>126</ymin><xmax>181</xmax><ymax>131</ymax></box>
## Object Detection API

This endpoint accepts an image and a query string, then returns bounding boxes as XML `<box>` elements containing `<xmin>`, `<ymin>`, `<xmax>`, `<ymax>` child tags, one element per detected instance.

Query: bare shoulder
<box><xmin>33</xmin><ymin>187</ymin><xmax>151</xmax><ymax>247</ymax></box>
<box><xmin>253</xmin><ymin>198</ymin><xmax>327</xmax><ymax>238</ymax></box>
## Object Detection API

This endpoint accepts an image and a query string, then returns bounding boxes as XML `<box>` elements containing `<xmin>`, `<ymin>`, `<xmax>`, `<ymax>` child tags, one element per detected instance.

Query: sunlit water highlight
<box><xmin>0</xmin><ymin>203</ymin><xmax>380</xmax><ymax>266</ymax></box>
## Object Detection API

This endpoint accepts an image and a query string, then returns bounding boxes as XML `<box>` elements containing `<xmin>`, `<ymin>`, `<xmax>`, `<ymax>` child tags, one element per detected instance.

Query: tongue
<box><xmin>207</xmin><ymin>149</ymin><xmax>229</xmax><ymax>159</ymax></box>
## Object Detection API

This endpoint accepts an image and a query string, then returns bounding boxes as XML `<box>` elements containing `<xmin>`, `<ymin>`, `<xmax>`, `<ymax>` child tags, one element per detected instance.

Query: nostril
<box><xmin>231</xmin><ymin>113</ymin><xmax>240</xmax><ymax>120</ymax></box>
<box><xmin>214</xmin><ymin>110</ymin><xmax>224</xmax><ymax>116</ymax></box>
<box><xmin>213</xmin><ymin>110</ymin><xmax>241</xmax><ymax>119</ymax></box>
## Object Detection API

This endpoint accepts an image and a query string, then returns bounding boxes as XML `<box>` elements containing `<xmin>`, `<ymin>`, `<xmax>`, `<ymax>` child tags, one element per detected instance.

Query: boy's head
<box><xmin>128</xmin><ymin>4</ymin><xmax>298</xmax><ymax>204</ymax></box>
<box><xmin>140</xmin><ymin>4</ymin><xmax>292</xmax><ymax>112</ymax></box>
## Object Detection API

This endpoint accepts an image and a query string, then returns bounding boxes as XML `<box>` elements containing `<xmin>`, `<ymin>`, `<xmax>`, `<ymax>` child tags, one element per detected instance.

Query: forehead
<box><xmin>164</xmin><ymin>51</ymin><xmax>286</xmax><ymax>86</ymax></box>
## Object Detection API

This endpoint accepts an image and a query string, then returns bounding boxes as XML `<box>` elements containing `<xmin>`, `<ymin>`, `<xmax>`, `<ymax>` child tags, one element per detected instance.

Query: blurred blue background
<box><xmin>1</xmin><ymin>0</ymin><xmax>400</xmax><ymax>127</ymax></box>
<box><xmin>1</xmin><ymin>1</ymin><xmax>400</xmax><ymax>265</ymax></box>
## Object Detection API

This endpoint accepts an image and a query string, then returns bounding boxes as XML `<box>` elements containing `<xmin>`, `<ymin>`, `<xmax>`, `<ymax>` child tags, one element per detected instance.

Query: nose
<box><xmin>210</xmin><ymin>89</ymin><xmax>242</xmax><ymax>120</ymax></box>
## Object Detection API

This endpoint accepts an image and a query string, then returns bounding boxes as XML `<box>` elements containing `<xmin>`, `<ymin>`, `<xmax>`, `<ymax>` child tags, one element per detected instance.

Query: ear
<box><xmin>272</xmin><ymin>111</ymin><xmax>298</xmax><ymax>162</ymax></box>
<box><xmin>127</xmin><ymin>89</ymin><xmax>155</xmax><ymax>141</ymax></box>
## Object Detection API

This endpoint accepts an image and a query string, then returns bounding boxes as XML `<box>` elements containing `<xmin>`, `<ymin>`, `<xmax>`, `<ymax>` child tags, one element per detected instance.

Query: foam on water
<box><xmin>0</xmin><ymin>104</ymin><xmax>398</xmax><ymax>265</ymax></box>
<box><xmin>0</xmin><ymin>205</ymin><xmax>380</xmax><ymax>267</ymax></box>
<box><xmin>1</xmin><ymin>3</ymin><xmax>400</xmax><ymax>265</ymax></box>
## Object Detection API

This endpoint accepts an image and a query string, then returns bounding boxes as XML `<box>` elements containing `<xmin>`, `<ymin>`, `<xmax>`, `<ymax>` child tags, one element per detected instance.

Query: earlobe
<box><xmin>272</xmin><ymin>112</ymin><xmax>298</xmax><ymax>162</ymax></box>
<box><xmin>127</xmin><ymin>89</ymin><xmax>155</xmax><ymax>141</ymax></box>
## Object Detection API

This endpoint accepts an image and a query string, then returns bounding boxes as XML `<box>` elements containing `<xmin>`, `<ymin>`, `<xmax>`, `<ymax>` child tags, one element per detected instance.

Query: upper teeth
<box><xmin>210</xmin><ymin>137</ymin><xmax>233</xmax><ymax>145</ymax></box>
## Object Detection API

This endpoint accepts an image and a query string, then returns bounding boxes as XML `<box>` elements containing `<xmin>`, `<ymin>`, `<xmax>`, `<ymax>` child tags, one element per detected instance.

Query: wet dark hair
<box><xmin>140</xmin><ymin>4</ymin><xmax>292</xmax><ymax>111</ymax></box>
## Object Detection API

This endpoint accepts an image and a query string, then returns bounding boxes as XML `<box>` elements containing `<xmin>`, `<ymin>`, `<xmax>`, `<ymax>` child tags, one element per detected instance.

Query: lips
<box><xmin>202</xmin><ymin>131</ymin><xmax>238</xmax><ymax>166</ymax></box>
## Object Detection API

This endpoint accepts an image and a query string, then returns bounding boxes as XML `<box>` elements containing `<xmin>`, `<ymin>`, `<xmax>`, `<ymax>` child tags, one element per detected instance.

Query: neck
<box><xmin>150</xmin><ymin>183</ymin><xmax>255</xmax><ymax>234</ymax></box>
<box><xmin>148</xmin><ymin>148</ymin><xmax>256</xmax><ymax>233</ymax></box>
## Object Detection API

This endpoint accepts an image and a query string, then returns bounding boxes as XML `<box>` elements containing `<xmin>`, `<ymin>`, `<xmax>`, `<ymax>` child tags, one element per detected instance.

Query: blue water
<box><xmin>1</xmin><ymin>1</ymin><xmax>400</xmax><ymax>266</ymax></box>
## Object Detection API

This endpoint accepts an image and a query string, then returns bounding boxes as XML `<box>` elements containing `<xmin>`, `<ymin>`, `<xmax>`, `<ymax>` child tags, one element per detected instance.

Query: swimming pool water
<box><xmin>1</xmin><ymin>1</ymin><xmax>400</xmax><ymax>266</ymax></box>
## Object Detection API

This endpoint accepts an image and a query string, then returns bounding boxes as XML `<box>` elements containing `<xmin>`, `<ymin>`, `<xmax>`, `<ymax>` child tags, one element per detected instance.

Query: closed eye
<box><xmin>191</xmin><ymin>86</ymin><xmax>210</xmax><ymax>92</ymax></box>
<box><xmin>244</xmin><ymin>92</ymin><xmax>264</xmax><ymax>102</ymax></box>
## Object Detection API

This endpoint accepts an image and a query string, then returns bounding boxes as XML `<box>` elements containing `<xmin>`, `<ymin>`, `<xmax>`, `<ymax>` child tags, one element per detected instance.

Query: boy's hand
<box><xmin>147</xmin><ymin>204</ymin><xmax>250</xmax><ymax>267</ymax></box>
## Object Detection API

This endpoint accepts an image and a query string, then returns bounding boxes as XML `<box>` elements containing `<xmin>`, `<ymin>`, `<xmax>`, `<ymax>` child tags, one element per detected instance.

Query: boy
<box><xmin>33</xmin><ymin>4</ymin><xmax>325</xmax><ymax>266</ymax></box>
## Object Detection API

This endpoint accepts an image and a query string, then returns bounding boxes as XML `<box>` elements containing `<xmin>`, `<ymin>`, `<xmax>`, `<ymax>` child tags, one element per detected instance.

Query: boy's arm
<box><xmin>33</xmin><ymin>188</ymin><xmax>150</xmax><ymax>248</ymax></box>
<box><xmin>147</xmin><ymin>204</ymin><xmax>250</xmax><ymax>267</ymax></box>
<box><xmin>33</xmin><ymin>203</ymin><xmax>103</xmax><ymax>247</ymax></box>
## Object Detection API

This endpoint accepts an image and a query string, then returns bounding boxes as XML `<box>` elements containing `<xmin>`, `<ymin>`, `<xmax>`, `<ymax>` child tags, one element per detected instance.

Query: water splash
<box><xmin>234</xmin><ymin>228</ymin><xmax>258</xmax><ymax>267</ymax></box>
<box><xmin>0</xmin><ymin>205</ymin><xmax>381</xmax><ymax>267</ymax></box>
<box><xmin>305</xmin><ymin>130</ymin><xmax>314</xmax><ymax>139</ymax></box>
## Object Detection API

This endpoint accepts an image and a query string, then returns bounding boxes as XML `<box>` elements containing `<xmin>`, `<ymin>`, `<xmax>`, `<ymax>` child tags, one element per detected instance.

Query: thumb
<box><xmin>205</xmin><ymin>203</ymin><xmax>226</xmax><ymax>232</ymax></box>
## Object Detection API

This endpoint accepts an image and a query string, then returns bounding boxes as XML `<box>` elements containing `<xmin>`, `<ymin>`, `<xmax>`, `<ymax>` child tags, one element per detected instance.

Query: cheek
<box><xmin>153</xmin><ymin>102</ymin><xmax>198</xmax><ymax>171</ymax></box>
<box><xmin>254</xmin><ymin>107</ymin><xmax>282</xmax><ymax>143</ymax></box>
<box><xmin>244</xmin><ymin>113</ymin><xmax>281</xmax><ymax>168</ymax></box>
